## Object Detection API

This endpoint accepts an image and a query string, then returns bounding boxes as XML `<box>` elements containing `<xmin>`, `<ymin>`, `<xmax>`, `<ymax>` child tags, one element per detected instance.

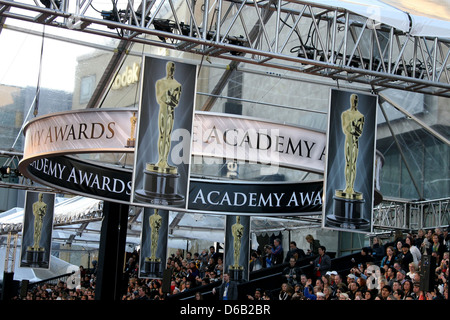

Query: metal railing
<box><xmin>25</xmin><ymin>271</ymin><xmax>75</xmax><ymax>291</ymax></box>
<box><xmin>373</xmin><ymin>197</ymin><xmax>450</xmax><ymax>232</ymax></box>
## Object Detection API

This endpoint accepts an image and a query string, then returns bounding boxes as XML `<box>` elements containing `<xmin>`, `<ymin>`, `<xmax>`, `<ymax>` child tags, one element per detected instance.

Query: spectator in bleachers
<box><xmin>380</xmin><ymin>246</ymin><xmax>397</xmax><ymax>269</ymax></box>
<box><xmin>402</xmin><ymin>279</ymin><xmax>413</xmax><ymax>299</ymax></box>
<box><xmin>14</xmin><ymin>233</ymin><xmax>449</xmax><ymax>302</ymax></box>
<box><xmin>394</xmin><ymin>240</ymin><xmax>404</xmax><ymax>260</ymax></box>
<box><xmin>311</xmin><ymin>246</ymin><xmax>332</xmax><ymax>279</ymax></box>
<box><xmin>443</xmin><ymin>227</ymin><xmax>450</xmax><ymax>251</ymax></box>
<box><xmin>214</xmin><ymin>256</ymin><xmax>224</xmax><ymax>275</ymax></box>
<box><xmin>323</xmin><ymin>286</ymin><xmax>334</xmax><ymax>300</ymax></box>
<box><xmin>399</xmin><ymin>243</ymin><xmax>414</xmax><ymax>272</ymax></box>
<box><xmin>371</xmin><ymin>236</ymin><xmax>384</xmax><ymax>261</ymax></box>
<box><xmin>347</xmin><ymin>281</ymin><xmax>359</xmax><ymax>300</ymax></box>
<box><xmin>405</xmin><ymin>235</ymin><xmax>422</xmax><ymax>267</ymax></box>
<box><xmin>213</xmin><ymin>272</ymin><xmax>238</xmax><ymax>300</ymax></box>
<box><xmin>415</xmin><ymin>229</ymin><xmax>426</xmax><ymax>247</ymax></box>
<box><xmin>277</xmin><ymin>282</ymin><xmax>294</xmax><ymax>300</ymax></box>
<box><xmin>246</xmin><ymin>287</ymin><xmax>263</xmax><ymax>300</ymax></box>
<box><xmin>271</xmin><ymin>238</ymin><xmax>284</xmax><ymax>266</ymax></box>
<box><xmin>378</xmin><ymin>284</ymin><xmax>392</xmax><ymax>300</ymax></box>
<box><xmin>431</xmin><ymin>233</ymin><xmax>446</xmax><ymax>265</ymax></box>
<box><xmin>263</xmin><ymin>244</ymin><xmax>273</xmax><ymax>268</ymax></box>
<box><xmin>303</xmin><ymin>278</ymin><xmax>318</xmax><ymax>300</ymax></box>
<box><xmin>250</xmin><ymin>251</ymin><xmax>262</xmax><ymax>272</ymax></box>
<box><xmin>358</xmin><ymin>247</ymin><xmax>374</xmax><ymax>266</ymax></box>
<box><xmin>284</xmin><ymin>241</ymin><xmax>306</xmax><ymax>262</ymax></box>
<box><xmin>423</xmin><ymin>229</ymin><xmax>434</xmax><ymax>254</ymax></box>
<box><xmin>282</xmin><ymin>257</ymin><xmax>301</xmax><ymax>286</ymax></box>
<box><xmin>407</xmin><ymin>262</ymin><xmax>418</xmax><ymax>280</ymax></box>
<box><xmin>305</xmin><ymin>234</ymin><xmax>321</xmax><ymax>256</ymax></box>
<box><xmin>396</xmin><ymin>269</ymin><xmax>407</xmax><ymax>285</ymax></box>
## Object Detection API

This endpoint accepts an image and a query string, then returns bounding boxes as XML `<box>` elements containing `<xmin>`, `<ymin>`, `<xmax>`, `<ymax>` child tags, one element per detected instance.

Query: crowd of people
<box><xmin>13</xmin><ymin>228</ymin><xmax>449</xmax><ymax>301</ymax></box>
<box><xmin>266</xmin><ymin>228</ymin><xmax>449</xmax><ymax>301</ymax></box>
<box><xmin>16</xmin><ymin>246</ymin><xmax>226</xmax><ymax>301</ymax></box>
<box><xmin>121</xmin><ymin>246</ymin><xmax>225</xmax><ymax>300</ymax></box>
<box><xmin>20</xmin><ymin>266</ymin><xmax>97</xmax><ymax>300</ymax></box>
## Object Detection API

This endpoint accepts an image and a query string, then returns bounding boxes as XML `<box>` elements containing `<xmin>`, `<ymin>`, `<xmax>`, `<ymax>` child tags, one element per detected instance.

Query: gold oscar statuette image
<box><xmin>135</xmin><ymin>61</ymin><xmax>185</xmax><ymax>206</ymax></box>
<box><xmin>23</xmin><ymin>193</ymin><xmax>49</xmax><ymax>268</ymax></box>
<box><xmin>327</xmin><ymin>94</ymin><xmax>369</xmax><ymax>230</ymax></box>
<box><xmin>143</xmin><ymin>209</ymin><xmax>164</xmax><ymax>277</ymax></box>
<box><xmin>29</xmin><ymin>193</ymin><xmax>47</xmax><ymax>252</ymax></box>
<box><xmin>126</xmin><ymin>112</ymin><xmax>137</xmax><ymax>147</ymax></box>
<box><xmin>229</xmin><ymin>216</ymin><xmax>245</xmax><ymax>281</ymax></box>
<box><xmin>148</xmin><ymin>209</ymin><xmax>162</xmax><ymax>262</ymax></box>
<box><xmin>336</xmin><ymin>93</ymin><xmax>364</xmax><ymax>200</ymax></box>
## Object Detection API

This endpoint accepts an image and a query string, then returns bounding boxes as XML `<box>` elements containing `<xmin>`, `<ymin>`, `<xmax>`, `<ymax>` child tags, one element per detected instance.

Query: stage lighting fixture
<box><xmin>0</xmin><ymin>166</ymin><xmax>10</xmax><ymax>176</ymax></box>
<box><xmin>40</xmin><ymin>0</ymin><xmax>61</xmax><ymax>9</ymax></box>
<box><xmin>153</xmin><ymin>19</ymin><xmax>174</xmax><ymax>42</ymax></box>
<box><xmin>228</xmin><ymin>35</ymin><xmax>246</xmax><ymax>56</ymax></box>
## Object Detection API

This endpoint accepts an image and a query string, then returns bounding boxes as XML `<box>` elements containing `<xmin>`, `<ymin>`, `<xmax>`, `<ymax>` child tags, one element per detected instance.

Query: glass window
<box><xmin>79</xmin><ymin>74</ymin><xmax>96</xmax><ymax>104</ymax></box>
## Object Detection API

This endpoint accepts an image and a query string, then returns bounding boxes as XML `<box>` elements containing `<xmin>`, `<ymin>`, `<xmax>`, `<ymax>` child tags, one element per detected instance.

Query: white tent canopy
<box><xmin>302</xmin><ymin>0</ymin><xmax>450</xmax><ymax>38</ymax></box>
<box><xmin>0</xmin><ymin>196</ymin><xmax>320</xmax><ymax>251</ymax></box>
<box><xmin>0</xmin><ymin>247</ymin><xmax>79</xmax><ymax>282</ymax></box>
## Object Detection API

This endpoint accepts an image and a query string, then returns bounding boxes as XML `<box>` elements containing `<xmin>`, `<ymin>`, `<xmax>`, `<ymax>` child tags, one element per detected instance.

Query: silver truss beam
<box><xmin>3</xmin><ymin>232</ymin><xmax>18</xmax><ymax>273</ymax></box>
<box><xmin>1</xmin><ymin>0</ymin><xmax>450</xmax><ymax>98</ymax></box>
<box><xmin>373</xmin><ymin>197</ymin><xmax>450</xmax><ymax>232</ymax></box>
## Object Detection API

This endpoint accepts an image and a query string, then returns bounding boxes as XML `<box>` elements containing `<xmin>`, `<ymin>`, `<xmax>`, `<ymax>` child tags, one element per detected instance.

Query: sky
<box><xmin>0</xmin><ymin>24</ymin><xmax>98</xmax><ymax>92</ymax></box>
<box><xmin>0</xmin><ymin>0</ymin><xmax>150</xmax><ymax>92</ymax></box>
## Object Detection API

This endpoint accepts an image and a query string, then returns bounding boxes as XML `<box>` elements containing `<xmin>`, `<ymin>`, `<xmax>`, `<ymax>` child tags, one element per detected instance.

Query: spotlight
<box><xmin>297</xmin><ymin>46</ymin><xmax>316</xmax><ymax>60</ymax></box>
<box><xmin>40</xmin><ymin>0</ymin><xmax>61</xmax><ymax>9</ymax></box>
<box><xmin>227</xmin><ymin>35</ymin><xmax>246</xmax><ymax>56</ymax></box>
<box><xmin>101</xmin><ymin>8</ymin><xmax>127</xmax><ymax>28</ymax></box>
<box><xmin>153</xmin><ymin>19</ymin><xmax>173</xmax><ymax>42</ymax></box>
<box><xmin>179</xmin><ymin>22</ymin><xmax>195</xmax><ymax>37</ymax></box>
<box><xmin>406</xmin><ymin>65</ymin><xmax>425</xmax><ymax>79</ymax></box>
<box><xmin>101</xmin><ymin>9</ymin><xmax>121</xmax><ymax>25</ymax></box>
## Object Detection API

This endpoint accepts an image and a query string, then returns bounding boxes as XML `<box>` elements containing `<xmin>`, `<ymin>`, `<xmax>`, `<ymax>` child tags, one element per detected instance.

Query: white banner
<box><xmin>192</xmin><ymin>112</ymin><xmax>326</xmax><ymax>173</ymax></box>
<box><xmin>322</xmin><ymin>89</ymin><xmax>378</xmax><ymax>233</ymax></box>
<box><xmin>21</xmin><ymin>109</ymin><xmax>327</xmax><ymax>175</ymax></box>
<box><xmin>22</xmin><ymin>108</ymin><xmax>136</xmax><ymax>161</ymax></box>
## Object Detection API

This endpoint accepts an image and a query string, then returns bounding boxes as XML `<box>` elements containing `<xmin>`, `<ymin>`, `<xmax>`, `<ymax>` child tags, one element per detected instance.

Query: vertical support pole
<box><xmin>95</xmin><ymin>201</ymin><xmax>129</xmax><ymax>301</ymax></box>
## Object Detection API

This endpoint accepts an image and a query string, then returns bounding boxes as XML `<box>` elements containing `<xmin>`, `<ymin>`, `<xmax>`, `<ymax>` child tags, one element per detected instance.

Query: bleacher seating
<box><xmin>166</xmin><ymin>251</ymin><xmax>365</xmax><ymax>301</ymax></box>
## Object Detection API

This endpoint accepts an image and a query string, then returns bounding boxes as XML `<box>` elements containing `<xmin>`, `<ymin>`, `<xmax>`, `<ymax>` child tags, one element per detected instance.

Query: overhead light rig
<box><xmin>0</xmin><ymin>0</ymin><xmax>449</xmax><ymax>97</ymax></box>
<box><xmin>99</xmin><ymin>6</ymin><xmax>248</xmax><ymax>53</ymax></box>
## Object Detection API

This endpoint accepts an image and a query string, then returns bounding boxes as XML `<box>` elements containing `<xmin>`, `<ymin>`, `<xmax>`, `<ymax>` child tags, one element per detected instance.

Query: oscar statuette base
<box><xmin>326</xmin><ymin>191</ymin><xmax>369</xmax><ymax>231</ymax></box>
<box><xmin>126</xmin><ymin>138</ymin><xmax>135</xmax><ymax>148</ymax></box>
<box><xmin>142</xmin><ymin>258</ymin><xmax>162</xmax><ymax>278</ymax></box>
<box><xmin>135</xmin><ymin>164</ymin><xmax>185</xmax><ymax>207</ymax></box>
<box><xmin>229</xmin><ymin>265</ymin><xmax>244</xmax><ymax>281</ymax></box>
<box><xmin>22</xmin><ymin>248</ymin><xmax>48</xmax><ymax>268</ymax></box>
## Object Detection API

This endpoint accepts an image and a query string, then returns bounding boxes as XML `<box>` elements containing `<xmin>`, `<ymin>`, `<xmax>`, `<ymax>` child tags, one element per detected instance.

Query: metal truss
<box><xmin>373</xmin><ymin>197</ymin><xmax>450</xmax><ymax>232</ymax></box>
<box><xmin>0</xmin><ymin>150</ymin><xmax>60</xmax><ymax>193</ymax></box>
<box><xmin>1</xmin><ymin>0</ymin><xmax>450</xmax><ymax>99</ymax></box>
<box><xmin>3</xmin><ymin>232</ymin><xmax>18</xmax><ymax>273</ymax></box>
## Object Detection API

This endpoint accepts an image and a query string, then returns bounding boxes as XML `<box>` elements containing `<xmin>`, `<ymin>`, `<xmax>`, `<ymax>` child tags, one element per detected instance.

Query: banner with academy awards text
<box><xmin>139</xmin><ymin>207</ymin><xmax>169</xmax><ymax>279</ymax></box>
<box><xmin>20</xmin><ymin>191</ymin><xmax>55</xmax><ymax>269</ymax></box>
<box><xmin>323</xmin><ymin>89</ymin><xmax>378</xmax><ymax>233</ymax></box>
<box><xmin>131</xmin><ymin>56</ymin><xmax>197</xmax><ymax>210</ymax></box>
<box><xmin>224</xmin><ymin>215</ymin><xmax>250</xmax><ymax>282</ymax></box>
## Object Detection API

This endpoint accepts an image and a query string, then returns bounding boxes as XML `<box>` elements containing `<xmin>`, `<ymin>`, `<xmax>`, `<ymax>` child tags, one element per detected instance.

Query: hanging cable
<box><xmin>33</xmin><ymin>25</ymin><xmax>46</xmax><ymax>117</ymax></box>
<box><xmin>10</xmin><ymin>25</ymin><xmax>46</xmax><ymax>150</ymax></box>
